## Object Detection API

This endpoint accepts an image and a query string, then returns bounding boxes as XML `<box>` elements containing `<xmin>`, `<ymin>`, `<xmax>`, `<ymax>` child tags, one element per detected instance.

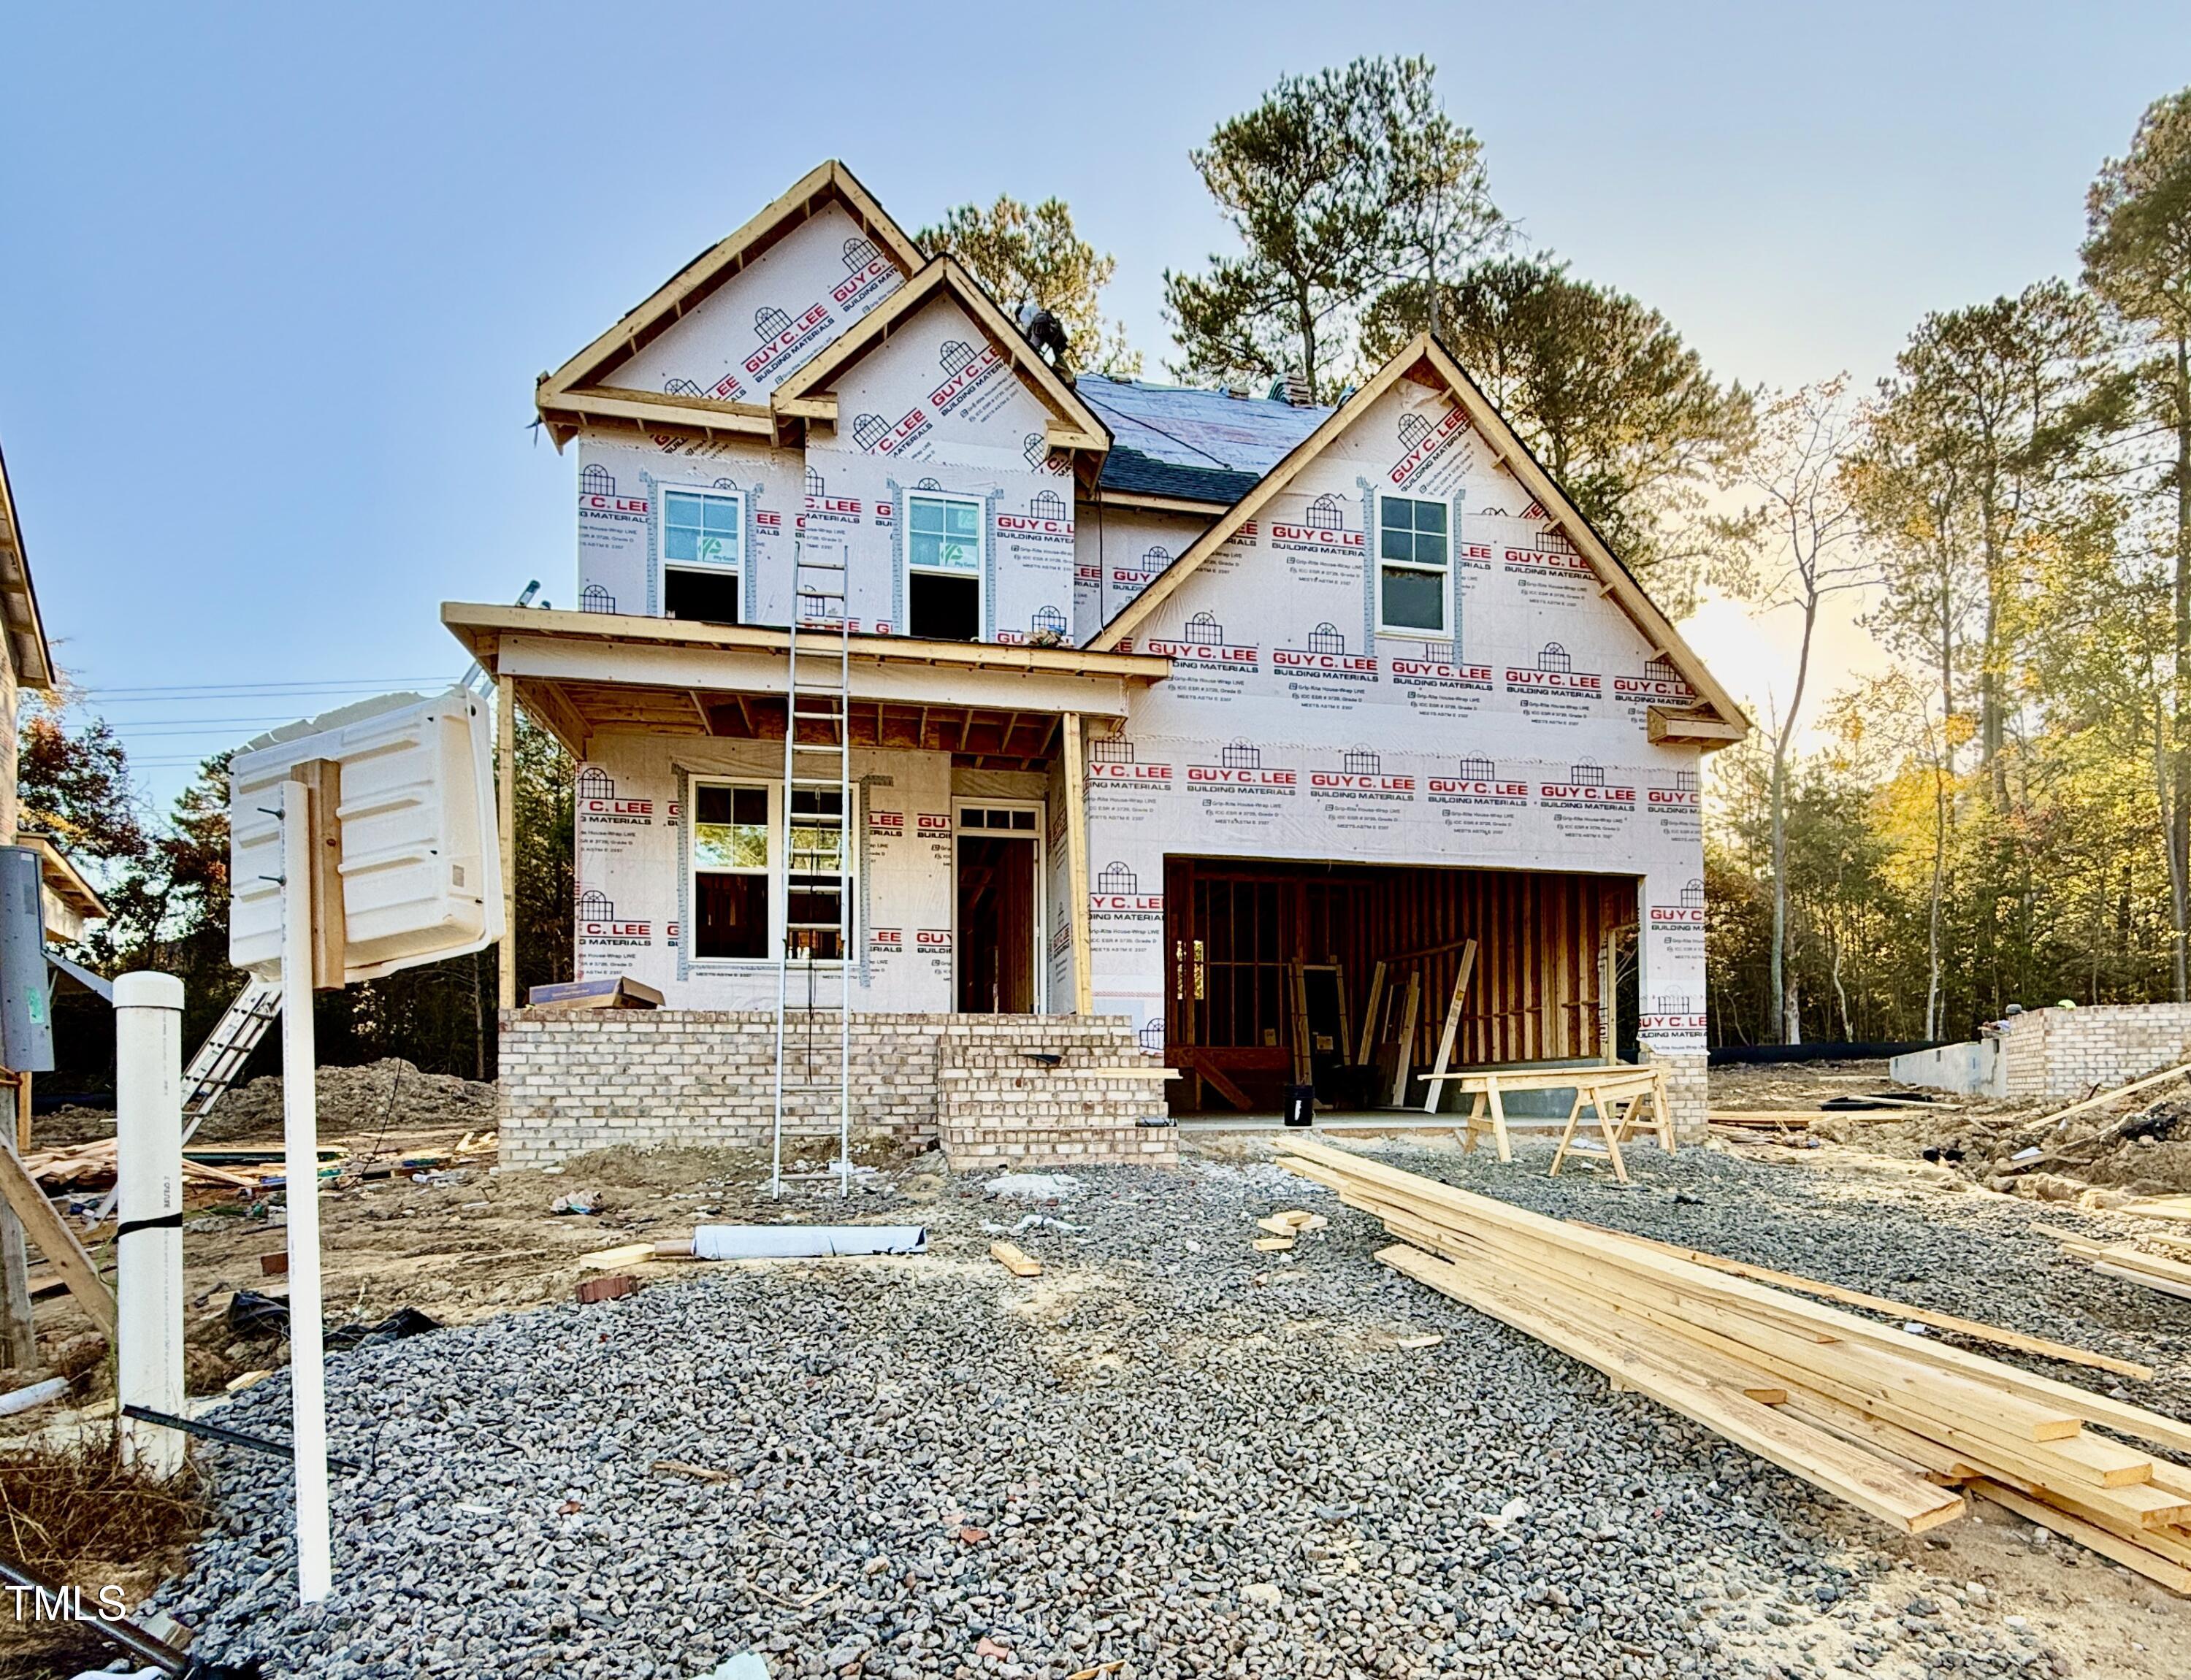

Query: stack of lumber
<box><xmin>1708</xmin><ymin>1111</ymin><xmax>1816</xmax><ymax>1138</ymax></box>
<box><xmin>2054</xmin><ymin>1235</ymin><xmax>2191</xmax><ymax>1303</ymax></box>
<box><xmin>23</xmin><ymin>1138</ymin><xmax>289</xmax><ymax>1192</ymax></box>
<box><xmin>1275</xmin><ymin>1135</ymin><xmax>2191</xmax><ymax>1589</ymax></box>
<box><xmin>22</xmin><ymin>1138</ymin><xmax>121</xmax><ymax>1187</ymax></box>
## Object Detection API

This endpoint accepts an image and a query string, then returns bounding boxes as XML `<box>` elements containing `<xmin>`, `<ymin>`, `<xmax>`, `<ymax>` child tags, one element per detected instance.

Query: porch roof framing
<box><xmin>443</xmin><ymin>602</ymin><xmax>1166</xmax><ymax>765</ymax></box>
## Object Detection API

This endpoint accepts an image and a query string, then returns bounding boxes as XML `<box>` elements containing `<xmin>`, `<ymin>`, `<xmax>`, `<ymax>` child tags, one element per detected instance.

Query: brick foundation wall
<box><xmin>497</xmin><ymin>1010</ymin><xmax>1174</xmax><ymax>1170</ymax></box>
<box><xmin>1997</xmin><ymin>1003</ymin><xmax>2191</xmax><ymax>1101</ymax></box>
<box><xmin>1644</xmin><ymin>1048</ymin><xmax>1710</xmax><ymax>1142</ymax></box>
<box><xmin>935</xmin><ymin>1018</ymin><xmax>1176</xmax><ymax>1170</ymax></box>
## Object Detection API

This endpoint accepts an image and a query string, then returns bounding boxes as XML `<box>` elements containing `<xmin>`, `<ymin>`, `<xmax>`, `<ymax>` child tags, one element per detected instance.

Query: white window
<box><xmin>662</xmin><ymin>488</ymin><xmax>742</xmax><ymax>625</ymax></box>
<box><xmin>906</xmin><ymin>492</ymin><xmax>982</xmax><ymax>640</ymax></box>
<box><xmin>1379</xmin><ymin>495</ymin><xmax>1449</xmax><ymax>634</ymax></box>
<box><xmin>785</xmin><ymin>786</ymin><xmax>852</xmax><ymax>961</ymax></box>
<box><xmin>689</xmin><ymin>780</ymin><xmax>854</xmax><ymax>964</ymax></box>
<box><xmin>692</xmin><ymin>782</ymin><xmax>770</xmax><ymax>960</ymax></box>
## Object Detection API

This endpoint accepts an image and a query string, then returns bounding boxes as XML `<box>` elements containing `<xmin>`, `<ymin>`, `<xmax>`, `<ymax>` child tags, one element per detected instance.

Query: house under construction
<box><xmin>441</xmin><ymin>161</ymin><xmax>1748</xmax><ymax>1170</ymax></box>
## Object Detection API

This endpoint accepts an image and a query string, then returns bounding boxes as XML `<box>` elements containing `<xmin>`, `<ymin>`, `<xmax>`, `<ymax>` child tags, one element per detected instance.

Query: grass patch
<box><xmin>0</xmin><ymin>1427</ymin><xmax>206</xmax><ymax>1581</ymax></box>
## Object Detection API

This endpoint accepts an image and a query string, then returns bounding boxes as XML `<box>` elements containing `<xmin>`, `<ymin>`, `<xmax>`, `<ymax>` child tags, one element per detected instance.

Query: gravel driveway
<box><xmin>150</xmin><ymin>1139</ymin><xmax>2191</xmax><ymax>1679</ymax></box>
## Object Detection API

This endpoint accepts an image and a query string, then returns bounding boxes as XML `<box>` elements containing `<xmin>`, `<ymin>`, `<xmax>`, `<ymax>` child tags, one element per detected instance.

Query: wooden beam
<box><xmin>497</xmin><ymin>672</ymin><xmax>518</xmax><ymax>1014</ymax></box>
<box><xmin>1063</xmin><ymin>713</ymin><xmax>1093</xmax><ymax>1017</ymax></box>
<box><xmin>1648</xmin><ymin>706</ymin><xmax>1749</xmax><ymax>745</ymax></box>
<box><xmin>290</xmin><ymin>759</ymin><xmax>347</xmax><ymax>989</ymax></box>
<box><xmin>0</xmin><ymin>1141</ymin><xmax>115</xmax><ymax>1339</ymax></box>
<box><xmin>1420</xmin><ymin>941</ymin><xmax>1479</xmax><ymax>1115</ymax></box>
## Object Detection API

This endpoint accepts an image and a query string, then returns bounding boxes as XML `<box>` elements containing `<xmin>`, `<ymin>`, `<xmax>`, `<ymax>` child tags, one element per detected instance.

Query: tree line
<box><xmin>24</xmin><ymin>63</ymin><xmax>2191</xmax><ymax>1076</ymax></box>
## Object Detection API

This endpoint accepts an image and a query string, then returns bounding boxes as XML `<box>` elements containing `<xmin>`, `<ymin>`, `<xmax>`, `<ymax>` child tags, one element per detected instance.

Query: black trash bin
<box><xmin>1284</xmin><ymin>1083</ymin><xmax>1315</xmax><ymax>1127</ymax></box>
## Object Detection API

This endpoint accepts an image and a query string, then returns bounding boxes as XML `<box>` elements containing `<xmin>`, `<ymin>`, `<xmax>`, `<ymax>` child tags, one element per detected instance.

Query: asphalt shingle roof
<box><xmin>1079</xmin><ymin>375</ymin><xmax>1328</xmax><ymax>505</ymax></box>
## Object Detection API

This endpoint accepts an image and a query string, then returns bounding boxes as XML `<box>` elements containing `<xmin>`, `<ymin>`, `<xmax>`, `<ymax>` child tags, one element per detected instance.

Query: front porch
<box><xmin>444</xmin><ymin>601</ymin><xmax>1172</xmax><ymax>1021</ymax></box>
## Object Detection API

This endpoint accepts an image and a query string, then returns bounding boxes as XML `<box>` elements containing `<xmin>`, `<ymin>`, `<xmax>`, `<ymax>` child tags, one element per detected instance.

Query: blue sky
<box><xmin>4</xmin><ymin>1</ymin><xmax>2186</xmax><ymax>808</ymax></box>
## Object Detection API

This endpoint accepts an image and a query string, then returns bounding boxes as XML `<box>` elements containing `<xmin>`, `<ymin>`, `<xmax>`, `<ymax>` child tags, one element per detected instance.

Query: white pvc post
<box><xmin>113</xmin><ymin>971</ymin><xmax>185</xmax><ymax>1477</ymax></box>
<box><xmin>280</xmin><ymin>779</ymin><xmax>334</xmax><ymax>1604</ymax></box>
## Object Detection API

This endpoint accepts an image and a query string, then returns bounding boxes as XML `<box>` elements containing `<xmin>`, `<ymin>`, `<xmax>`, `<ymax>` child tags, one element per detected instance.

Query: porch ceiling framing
<box><xmin>443</xmin><ymin>602</ymin><xmax>1163</xmax><ymax>771</ymax></box>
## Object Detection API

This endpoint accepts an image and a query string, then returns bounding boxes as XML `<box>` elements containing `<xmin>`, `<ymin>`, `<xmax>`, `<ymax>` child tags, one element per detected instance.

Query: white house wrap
<box><xmin>459</xmin><ymin>160</ymin><xmax>1747</xmax><ymax>1163</ymax></box>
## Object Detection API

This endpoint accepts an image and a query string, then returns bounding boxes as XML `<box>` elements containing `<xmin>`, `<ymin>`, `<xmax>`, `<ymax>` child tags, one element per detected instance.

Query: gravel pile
<box><xmin>149</xmin><ymin>1141</ymin><xmax>2182</xmax><ymax>1679</ymax></box>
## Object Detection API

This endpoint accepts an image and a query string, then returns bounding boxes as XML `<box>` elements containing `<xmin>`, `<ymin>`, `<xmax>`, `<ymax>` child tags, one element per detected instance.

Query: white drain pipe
<box><xmin>114</xmin><ymin>970</ymin><xmax>185</xmax><ymax>1478</ymax></box>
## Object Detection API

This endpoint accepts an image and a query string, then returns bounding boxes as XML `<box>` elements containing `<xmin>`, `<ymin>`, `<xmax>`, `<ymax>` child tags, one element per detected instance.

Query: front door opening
<box><xmin>957</xmin><ymin>817</ymin><xmax>1038</xmax><ymax>1013</ymax></box>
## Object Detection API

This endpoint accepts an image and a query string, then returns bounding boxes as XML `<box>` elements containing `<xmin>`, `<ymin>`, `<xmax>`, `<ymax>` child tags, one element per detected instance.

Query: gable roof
<box><xmin>771</xmin><ymin>256</ymin><xmax>1111</xmax><ymax>455</ymax></box>
<box><xmin>535</xmin><ymin>160</ymin><xmax>924</xmax><ymax>446</ymax></box>
<box><xmin>0</xmin><ymin>441</ymin><xmax>52</xmax><ymax>691</ymax></box>
<box><xmin>1090</xmin><ymin>334</ymin><xmax>1750</xmax><ymax>744</ymax></box>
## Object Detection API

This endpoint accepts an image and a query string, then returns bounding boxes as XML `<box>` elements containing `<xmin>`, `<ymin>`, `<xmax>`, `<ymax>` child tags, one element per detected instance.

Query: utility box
<box><xmin>0</xmin><ymin>845</ymin><xmax>53</xmax><ymax>1072</ymax></box>
<box><xmin>229</xmin><ymin>689</ymin><xmax>504</xmax><ymax>983</ymax></box>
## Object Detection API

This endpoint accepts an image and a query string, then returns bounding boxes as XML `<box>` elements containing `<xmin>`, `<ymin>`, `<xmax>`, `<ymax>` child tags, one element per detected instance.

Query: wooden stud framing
<box><xmin>497</xmin><ymin>672</ymin><xmax>518</xmax><ymax>1013</ymax></box>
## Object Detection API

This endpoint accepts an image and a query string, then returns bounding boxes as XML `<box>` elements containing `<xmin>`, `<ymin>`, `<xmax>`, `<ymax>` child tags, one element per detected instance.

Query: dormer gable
<box><xmin>536</xmin><ymin>161</ymin><xmax>923</xmax><ymax>447</ymax></box>
<box><xmin>772</xmin><ymin>257</ymin><xmax>1110</xmax><ymax>468</ymax></box>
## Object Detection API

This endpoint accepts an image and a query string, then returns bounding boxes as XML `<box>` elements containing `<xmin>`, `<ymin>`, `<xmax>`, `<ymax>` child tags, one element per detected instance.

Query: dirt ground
<box><xmin>1710</xmin><ymin>1056</ymin><xmax>2191</xmax><ymax>1203</ymax></box>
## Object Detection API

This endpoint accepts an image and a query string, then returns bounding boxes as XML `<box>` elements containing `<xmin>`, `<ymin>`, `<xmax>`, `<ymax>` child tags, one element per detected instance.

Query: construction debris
<box><xmin>650</xmin><ymin>1459</ymin><xmax>731</xmax><ymax>1484</ymax></box>
<box><xmin>574</xmin><ymin>1274</ymin><xmax>638</xmax><ymax>1305</ymax></box>
<box><xmin>687</xmin><ymin>1224</ymin><xmax>926</xmax><ymax>1260</ymax></box>
<box><xmin>1277</xmin><ymin>1134</ymin><xmax>2191</xmax><ymax>1587</ymax></box>
<box><xmin>988</xmin><ymin>1240</ymin><xmax>1041</xmax><ymax>1278</ymax></box>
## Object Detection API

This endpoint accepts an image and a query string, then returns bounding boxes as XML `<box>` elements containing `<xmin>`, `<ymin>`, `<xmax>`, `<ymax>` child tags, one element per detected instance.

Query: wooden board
<box><xmin>989</xmin><ymin>1241</ymin><xmax>1041</xmax><ymax>1278</ymax></box>
<box><xmin>1581</xmin><ymin>1223</ymin><xmax>2152</xmax><ymax>1381</ymax></box>
<box><xmin>1277</xmin><ymin>1134</ymin><xmax>2191</xmax><ymax>1581</ymax></box>
<box><xmin>1420</xmin><ymin>943</ymin><xmax>1479</xmax><ymax>1115</ymax></box>
<box><xmin>0</xmin><ymin>1140</ymin><xmax>115</xmax><ymax>1337</ymax></box>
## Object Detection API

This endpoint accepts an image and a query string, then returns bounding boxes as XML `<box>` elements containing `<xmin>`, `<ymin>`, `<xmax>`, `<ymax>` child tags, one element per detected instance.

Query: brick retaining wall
<box><xmin>1997</xmin><ymin>1003</ymin><xmax>2191</xmax><ymax>1100</ymax></box>
<box><xmin>497</xmin><ymin>1010</ymin><xmax>1174</xmax><ymax>1170</ymax></box>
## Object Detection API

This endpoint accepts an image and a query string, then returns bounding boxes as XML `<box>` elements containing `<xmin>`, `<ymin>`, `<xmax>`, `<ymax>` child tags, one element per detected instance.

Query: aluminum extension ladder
<box><xmin>93</xmin><ymin>974</ymin><xmax>284</xmax><ymax>1221</ymax></box>
<box><xmin>178</xmin><ymin>975</ymin><xmax>286</xmax><ymax>1143</ymax></box>
<box><xmin>770</xmin><ymin>541</ymin><xmax>854</xmax><ymax>1199</ymax></box>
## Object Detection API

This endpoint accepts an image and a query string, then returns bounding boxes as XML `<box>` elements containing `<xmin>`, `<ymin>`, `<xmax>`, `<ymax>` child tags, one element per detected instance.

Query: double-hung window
<box><xmin>785</xmin><ymin>788</ymin><xmax>850</xmax><ymax>960</ymax></box>
<box><xmin>906</xmin><ymin>493</ymin><xmax>982</xmax><ymax>641</ymax></box>
<box><xmin>1378</xmin><ymin>496</ymin><xmax>1450</xmax><ymax>634</ymax></box>
<box><xmin>689</xmin><ymin>781</ymin><xmax>854</xmax><ymax>962</ymax></box>
<box><xmin>692</xmin><ymin>783</ymin><xmax>770</xmax><ymax>959</ymax></box>
<box><xmin>662</xmin><ymin>488</ymin><xmax>742</xmax><ymax>625</ymax></box>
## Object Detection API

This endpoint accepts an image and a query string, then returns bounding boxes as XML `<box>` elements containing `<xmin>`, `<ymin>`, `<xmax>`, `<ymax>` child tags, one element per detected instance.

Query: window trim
<box><xmin>685</xmin><ymin>778</ymin><xmax>859</xmax><ymax>967</ymax></box>
<box><xmin>950</xmin><ymin>799</ymin><xmax>1047</xmax><ymax>1013</ymax></box>
<box><xmin>905</xmin><ymin>489</ymin><xmax>985</xmax><ymax>639</ymax></box>
<box><xmin>658</xmin><ymin>483</ymin><xmax>744</xmax><ymax>620</ymax></box>
<box><xmin>1376</xmin><ymin>494</ymin><xmax>1451</xmax><ymax>637</ymax></box>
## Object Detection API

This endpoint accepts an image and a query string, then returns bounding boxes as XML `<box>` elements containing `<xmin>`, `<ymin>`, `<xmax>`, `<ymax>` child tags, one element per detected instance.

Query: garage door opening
<box><xmin>1163</xmin><ymin>856</ymin><xmax>1640</xmax><ymax>1115</ymax></box>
